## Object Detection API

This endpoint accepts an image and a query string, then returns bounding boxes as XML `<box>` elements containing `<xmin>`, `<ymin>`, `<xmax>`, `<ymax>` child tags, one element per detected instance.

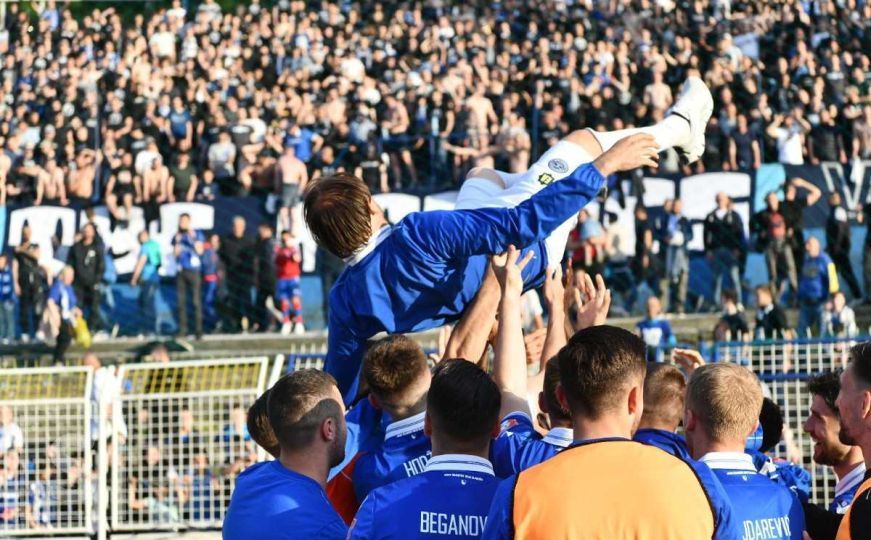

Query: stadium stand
<box><xmin>0</xmin><ymin>0</ymin><xmax>869</xmax><ymax>538</ymax></box>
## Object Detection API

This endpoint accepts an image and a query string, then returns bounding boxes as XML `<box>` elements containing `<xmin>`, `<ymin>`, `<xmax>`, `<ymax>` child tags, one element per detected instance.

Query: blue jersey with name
<box><xmin>489</xmin><ymin>412</ymin><xmax>571</xmax><ymax>478</ymax></box>
<box><xmin>633</xmin><ymin>428</ymin><xmax>691</xmax><ymax>460</ymax></box>
<box><xmin>830</xmin><ymin>463</ymin><xmax>866</xmax><ymax>514</ymax></box>
<box><xmin>223</xmin><ymin>461</ymin><xmax>347</xmax><ymax>540</ymax></box>
<box><xmin>702</xmin><ymin>453</ymin><xmax>805</xmax><ymax>540</ymax></box>
<box><xmin>348</xmin><ymin>455</ymin><xmax>499</xmax><ymax>540</ymax></box>
<box><xmin>326</xmin><ymin>163</ymin><xmax>605</xmax><ymax>402</ymax></box>
<box><xmin>636</xmin><ymin>318</ymin><xmax>674</xmax><ymax>349</ymax></box>
<box><xmin>353</xmin><ymin>412</ymin><xmax>432</xmax><ymax>501</ymax></box>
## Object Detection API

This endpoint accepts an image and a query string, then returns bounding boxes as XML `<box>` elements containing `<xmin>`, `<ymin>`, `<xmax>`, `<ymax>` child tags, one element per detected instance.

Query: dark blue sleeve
<box><xmin>788</xmin><ymin>491</ymin><xmax>806</xmax><ymax>540</ymax></box>
<box><xmin>324</xmin><ymin>309</ymin><xmax>365</xmax><ymax>404</ymax></box>
<box><xmin>347</xmin><ymin>492</ymin><xmax>377</xmax><ymax>540</ymax></box>
<box><xmin>687</xmin><ymin>460</ymin><xmax>742</xmax><ymax>540</ymax></box>
<box><xmin>490</xmin><ymin>413</ymin><xmax>536</xmax><ymax>478</ymax></box>
<box><xmin>482</xmin><ymin>476</ymin><xmax>516</xmax><ymax>540</ymax></box>
<box><xmin>405</xmin><ymin>163</ymin><xmax>604</xmax><ymax>260</ymax></box>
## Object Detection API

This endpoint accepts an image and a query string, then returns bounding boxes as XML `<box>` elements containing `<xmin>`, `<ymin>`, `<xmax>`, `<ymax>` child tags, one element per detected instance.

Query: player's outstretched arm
<box><xmin>406</xmin><ymin>135</ymin><xmax>659</xmax><ymax>261</ymax></box>
<box><xmin>491</xmin><ymin>246</ymin><xmax>535</xmax><ymax>420</ymax></box>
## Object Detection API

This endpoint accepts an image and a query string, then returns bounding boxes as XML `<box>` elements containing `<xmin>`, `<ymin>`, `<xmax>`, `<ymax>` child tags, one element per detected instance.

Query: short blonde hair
<box><xmin>686</xmin><ymin>363</ymin><xmax>762</xmax><ymax>443</ymax></box>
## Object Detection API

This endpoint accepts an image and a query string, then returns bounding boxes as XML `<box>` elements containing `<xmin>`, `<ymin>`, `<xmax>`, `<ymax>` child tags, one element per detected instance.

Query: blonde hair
<box><xmin>686</xmin><ymin>363</ymin><xmax>762</xmax><ymax>443</ymax></box>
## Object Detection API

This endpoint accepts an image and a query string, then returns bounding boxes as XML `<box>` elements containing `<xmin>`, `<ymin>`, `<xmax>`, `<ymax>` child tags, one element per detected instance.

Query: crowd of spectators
<box><xmin>0</xmin><ymin>0</ymin><xmax>867</xmax><ymax>343</ymax></box>
<box><xmin>0</xmin><ymin>0</ymin><xmax>867</xmax><ymax>207</ymax></box>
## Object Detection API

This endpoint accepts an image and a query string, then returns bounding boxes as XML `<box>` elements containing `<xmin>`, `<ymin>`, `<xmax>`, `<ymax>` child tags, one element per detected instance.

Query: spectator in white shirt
<box><xmin>0</xmin><ymin>406</ymin><xmax>24</xmax><ymax>453</ymax></box>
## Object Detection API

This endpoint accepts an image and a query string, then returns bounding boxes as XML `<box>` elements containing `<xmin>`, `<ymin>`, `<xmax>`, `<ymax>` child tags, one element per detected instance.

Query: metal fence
<box><xmin>0</xmin><ymin>367</ymin><xmax>93</xmax><ymax>538</ymax></box>
<box><xmin>713</xmin><ymin>335</ymin><xmax>862</xmax><ymax>508</ymax></box>
<box><xmin>110</xmin><ymin>357</ymin><xmax>270</xmax><ymax>533</ymax></box>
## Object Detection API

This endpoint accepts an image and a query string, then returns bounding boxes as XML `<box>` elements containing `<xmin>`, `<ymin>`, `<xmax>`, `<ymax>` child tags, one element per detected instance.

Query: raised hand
<box><xmin>490</xmin><ymin>245</ymin><xmax>534</xmax><ymax>297</ymax></box>
<box><xmin>571</xmin><ymin>273</ymin><xmax>611</xmax><ymax>331</ymax></box>
<box><xmin>542</xmin><ymin>265</ymin><xmax>564</xmax><ymax>312</ymax></box>
<box><xmin>672</xmin><ymin>348</ymin><xmax>705</xmax><ymax>375</ymax></box>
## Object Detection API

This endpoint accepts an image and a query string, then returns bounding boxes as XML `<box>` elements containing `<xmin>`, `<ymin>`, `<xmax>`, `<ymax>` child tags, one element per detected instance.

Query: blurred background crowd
<box><xmin>0</xmin><ymin>0</ymin><xmax>868</xmax><ymax>346</ymax></box>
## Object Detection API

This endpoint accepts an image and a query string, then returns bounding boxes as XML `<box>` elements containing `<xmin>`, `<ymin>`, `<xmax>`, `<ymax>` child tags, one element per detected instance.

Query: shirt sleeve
<box><xmin>347</xmin><ymin>493</ymin><xmax>377</xmax><ymax>540</ymax></box>
<box><xmin>686</xmin><ymin>460</ymin><xmax>742</xmax><ymax>540</ymax></box>
<box><xmin>324</xmin><ymin>309</ymin><xmax>366</xmax><ymax>404</ymax></box>
<box><xmin>482</xmin><ymin>476</ymin><xmax>518</xmax><ymax>540</ymax></box>
<box><xmin>490</xmin><ymin>413</ymin><xmax>537</xmax><ymax>478</ymax></box>
<box><xmin>316</xmin><ymin>518</ymin><xmax>350</xmax><ymax>540</ymax></box>
<box><xmin>403</xmin><ymin>163</ymin><xmax>604</xmax><ymax>261</ymax></box>
<box><xmin>801</xmin><ymin>501</ymin><xmax>842</xmax><ymax>540</ymax></box>
<box><xmin>849</xmin><ymin>487</ymin><xmax>871</xmax><ymax>539</ymax></box>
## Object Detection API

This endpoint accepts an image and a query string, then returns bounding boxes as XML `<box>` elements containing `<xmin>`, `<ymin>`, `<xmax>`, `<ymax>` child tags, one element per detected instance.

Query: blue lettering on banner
<box><xmin>419</xmin><ymin>512</ymin><xmax>487</xmax><ymax>536</ymax></box>
<box><xmin>742</xmin><ymin>516</ymin><xmax>791</xmax><ymax>540</ymax></box>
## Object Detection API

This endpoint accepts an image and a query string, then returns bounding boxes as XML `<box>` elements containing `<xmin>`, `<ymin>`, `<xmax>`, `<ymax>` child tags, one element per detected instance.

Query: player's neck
<box><xmin>833</xmin><ymin>447</ymin><xmax>865</xmax><ymax>480</ymax></box>
<box><xmin>637</xmin><ymin>418</ymin><xmax>678</xmax><ymax>433</ymax></box>
<box><xmin>278</xmin><ymin>447</ymin><xmax>329</xmax><ymax>488</ymax></box>
<box><xmin>695</xmin><ymin>439</ymin><xmax>744</xmax><ymax>458</ymax></box>
<box><xmin>430</xmin><ymin>438</ymin><xmax>490</xmax><ymax>462</ymax></box>
<box><xmin>571</xmin><ymin>415</ymin><xmax>632</xmax><ymax>442</ymax></box>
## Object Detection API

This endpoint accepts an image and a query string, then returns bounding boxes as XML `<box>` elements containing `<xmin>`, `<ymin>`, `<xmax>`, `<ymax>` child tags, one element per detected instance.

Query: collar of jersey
<box><xmin>699</xmin><ymin>451</ymin><xmax>757</xmax><ymax>472</ymax></box>
<box><xmin>424</xmin><ymin>454</ymin><xmax>494</xmax><ymax>476</ymax></box>
<box><xmin>835</xmin><ymin>462</ymin><xmax>867</xmax><ymax>497</ymax></box>
<box><xmin>345</xmin><ymin>224</ymin><xmax>393</xmax><ymax>266</ymax></box>
<box><xmin>384</xmin><ymin>410</ymin><xmax>426</xmax><ymax>440</ymax></box>
<box><xmin>541</xmin><ymin>427</ymin><xmax>573</xmax><ymax>448</ymax></box>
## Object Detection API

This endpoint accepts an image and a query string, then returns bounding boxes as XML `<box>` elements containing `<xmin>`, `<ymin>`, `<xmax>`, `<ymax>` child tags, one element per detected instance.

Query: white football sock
<box><xmin>589</xmin><ymin>115</ymin><xmax>691</xmax><ymax>153</ymax></box>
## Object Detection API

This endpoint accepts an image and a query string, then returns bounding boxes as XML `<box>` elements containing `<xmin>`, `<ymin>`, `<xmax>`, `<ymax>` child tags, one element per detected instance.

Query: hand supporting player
<box><xmin>491</xmin><ymin>245</ymin><xmax>535</xmax><ymax>419</ymax></box>
<box><xmin>592</xmin><ymin>134</ymin><xmax>661</xmax><ymax>176</ymax></box>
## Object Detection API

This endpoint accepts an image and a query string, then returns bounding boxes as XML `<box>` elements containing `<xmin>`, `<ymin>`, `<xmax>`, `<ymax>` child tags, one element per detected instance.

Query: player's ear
<box><xmin>556</xmin><ymin>383</ymin><xmax>569</xmax><ymax>412</ymax></box>
<box><xmin>685</xmin><ymin>409</ymin><xmax>697</xmax><ymax>433</ymax></box>
<box><xmin>627</xmin><ymin>384</ymin><xmax>642</xmax><ymax>417</ymax></box>
<box><xmin>538</xmin><ymin>391</ymin><xmax>549</xmax><ymax>415</ymax></box>
<box><xmin>423</xmin><ymin>411</ymin><xmax>433</xmax><ymax>437</ymax></box>
<box><xmin>490</xmin><ymin>420</ymin><xmax>500</xmax><ymax>439</ymax></box>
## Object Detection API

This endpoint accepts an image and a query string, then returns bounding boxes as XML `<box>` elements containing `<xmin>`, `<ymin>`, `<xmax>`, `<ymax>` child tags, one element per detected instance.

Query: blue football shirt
<box><xmin>348</xmin><ymin>454</ymin><xmax>499</xmax><ymax>539</ymax></box>
<box><xmin>701</xmin><ymin>452</ymin><xmax>805</xmax><ymax>540</ymax></box>
<box><xmin>222</xmin><ymin>461</ymin><xmax>347</xmax><ymax>540</ymax></box>
<box><xmin>633</xmin><ymin>428</ymin><xmax>691</xmax><ymax>460</ymax></box>
<box><xmin>325</xmin><ymin>163</ymin><xmax>606</xmax><ymax>401</ymax></box>
<box><xmin>353</xmin><ymin>411</ymin><xmax>432</xmax><ymax>501</ymax></box>
<box><xmin>489</xmin><ymin>412</ymin><xmax>571</xmax><ymax>478</ymax></box>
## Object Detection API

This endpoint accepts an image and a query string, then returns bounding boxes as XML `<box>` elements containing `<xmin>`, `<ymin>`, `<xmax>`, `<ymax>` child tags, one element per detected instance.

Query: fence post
<box><xmin>97</xmin><ymin>382</ymin><xmax>109</xmax><ymax>540</ymax></box>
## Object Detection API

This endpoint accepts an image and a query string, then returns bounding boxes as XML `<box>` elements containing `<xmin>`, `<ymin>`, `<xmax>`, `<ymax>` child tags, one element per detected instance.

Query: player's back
<box><xmin>490</xmin><ymin>412</ymin><xmax>571</xmax><ymax>477</ymax></box>
<box><xmin>352</xmin><ymin>411</ymin><xmax>432</xmax><ymax>500</ymax></box>
<box><xmin>495</xmin><ymin>439</ymin><xmax>735</xmax><ymax>539</ymax></box>
<box><xmin>223</xmin><ymin>461</ymin><xmax>347</xmax><ymax>540</ymax></box>
<box><xmin>704</xmin><ymin>454</ymin><xmax>805</xmax><ymax>540</ymax></box>
<box><xmin>633</xmin><ymin>428</ymin><xmax>691</xmax><ymax>460</ymax></box>
<box><xmin>348</xmin><ymin>455</ymin><xmax>499</xmax><ymax>540</ymax></box>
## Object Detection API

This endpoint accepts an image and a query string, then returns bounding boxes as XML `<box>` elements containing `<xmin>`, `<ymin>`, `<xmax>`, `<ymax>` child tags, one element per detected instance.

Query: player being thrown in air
<box><xmin>306</xmin><ymin>78</ymin><xmax>713</xmax><ymax>402</ymax></box>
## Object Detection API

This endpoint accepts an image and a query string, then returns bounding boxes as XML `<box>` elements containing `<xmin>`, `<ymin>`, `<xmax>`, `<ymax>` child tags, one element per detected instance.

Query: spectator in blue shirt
<box><xmin>635</xmin><ymin>296</ymin><xmax>675</xmax><ymax>361</ymax></box>
<box><xmin>685</xmin><ymin>363</ymin><xmax>805</xmax><ymax>540</ymax></box>
<box><xmin>130</xmin><ymin>231</ymin><xmax>163</xmax><ymax>336</ymax></box>
<box><xmin>797</xmin><ymin>237</ymin><xmax>837</xmax><ymax>337</ymax></box>
<box><xmin>47</xmin><ymin>266</ymin><xmax>78</xmax><ymax>363</ymax></box>
<box><xmin>223</xmin><ymin>370</ymin><xmax>348</xmax><ymax>540</ymax></box>
<box><xmin>352</xmin><ymin>336</ymin><xmax>432</xmax><ymax>501</ymax></box>
<box><xmin>172</xmin><ymin>213</ymin><xmax>204</xmax><ymax>339</ymax></box>
<box><xmin>348</xmin><ymin>358</ymin><xmax>501</xmax><ymax>539</ymax></box>
<box><xmin>658</xmin><ymin>198</ymin><xmax>693</xmax><ymax>314</ymax></box>
<box><xmin>284</xmin><ymin>122</ymin><xmax>323</xmax><ymax>163</ymax></box>
<box><xmin>633</xmin><ymin>362</ymin><xmax>690</xmax><ymax>460</ymax></box>
<box><xmin>201</xmin><ymin>234</ymin><xmax>221</xmax><ymax>333</ymax></box>
<box><xmin>0</xmin><ymin>253</ymin><xmax>16</xmax><ymax>342</ymax></box>
<box><xmin>167</xmin><ymin>96</ymin><xmax>193</xmax><ymax>148</ymax></box>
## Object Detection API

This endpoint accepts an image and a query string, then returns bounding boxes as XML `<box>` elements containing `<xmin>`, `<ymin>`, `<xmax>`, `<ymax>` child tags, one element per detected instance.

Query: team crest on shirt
<box><xmin>547</xmin><ymin>158</ymin><xmax>569</xmax><ymax>173</ymax></box>
<box><xmin>537</xmin><ymin>172</ymin><xmax>555</xmax><ymax>186</ymax></box>
<box><xmin>501</xmin><ymin>418</ymin><xmax>519</xmax><ymax>432</ymax></box>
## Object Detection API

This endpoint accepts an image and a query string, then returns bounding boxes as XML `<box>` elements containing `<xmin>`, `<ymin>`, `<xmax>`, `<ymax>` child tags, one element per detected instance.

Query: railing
<box><xmin>0</xmin><ymin>367</ymin><xmax>94</xmax><ymax>537</ymax></box>
<box><xmin>711</xmin><ymin>335</ymin><xmax>864</xmax><ymax>508</ymax></box>
<box><xmin>3</xmin><ymin>334</ymin><xmax>868</xmax><ymax>536</ymax></box>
